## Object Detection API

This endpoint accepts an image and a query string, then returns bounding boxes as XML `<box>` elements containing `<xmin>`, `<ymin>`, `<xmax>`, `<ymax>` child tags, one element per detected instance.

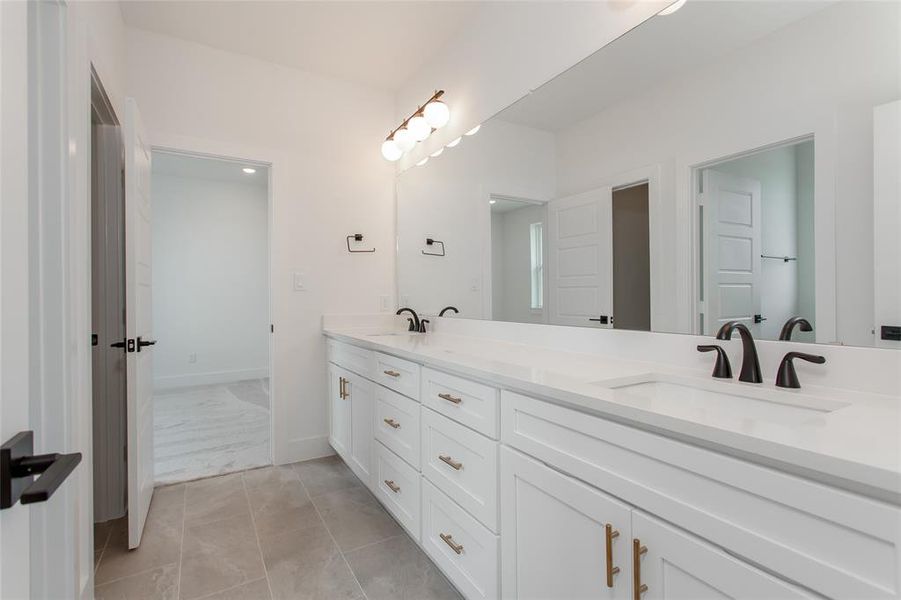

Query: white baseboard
<box><xmin>153</xmin><ymin>367</ymin><xmax>269</xmax><ymax>390</ymax></box>
<box><xmin>274</xmin><ymin>434</ymin><xmax>333</xmax><ymax>465</ymax></box>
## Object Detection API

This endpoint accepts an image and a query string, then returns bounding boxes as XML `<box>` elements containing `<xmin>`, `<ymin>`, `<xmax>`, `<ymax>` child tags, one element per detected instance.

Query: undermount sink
<box><xmin>593</xmin><ymin>373</ymin><xmax>850</xmax><ymax>424</ymax></box>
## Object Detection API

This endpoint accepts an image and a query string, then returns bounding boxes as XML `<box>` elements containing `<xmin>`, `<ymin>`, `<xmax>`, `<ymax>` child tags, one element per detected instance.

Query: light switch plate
<box><xmin>293</xmin><ymin>272</ymin><xmax>305</xmax><ymax>291</ymax></box>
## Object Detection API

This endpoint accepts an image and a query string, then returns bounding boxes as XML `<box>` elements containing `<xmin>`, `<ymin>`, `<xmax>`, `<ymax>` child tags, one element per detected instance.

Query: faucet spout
<box><xmin>715</xmin><ymin>321</ymin><xmax>763</xmax><ymax>384</ymax></box>
<box><xmin>395</xmin><ymin>308</ymin><xmax>420</xmax><ymax>332</ymax></box>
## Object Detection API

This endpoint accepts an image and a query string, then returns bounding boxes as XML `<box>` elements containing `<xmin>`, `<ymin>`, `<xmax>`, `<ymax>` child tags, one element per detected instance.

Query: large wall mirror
<box><xmin>396</xmin><ymin>0</ymin><xmax>900</xmax><ymax>349</ymax></box>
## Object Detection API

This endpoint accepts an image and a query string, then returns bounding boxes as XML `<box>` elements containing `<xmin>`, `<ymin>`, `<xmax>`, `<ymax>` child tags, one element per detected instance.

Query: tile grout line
<box><xmin>294</xmin><ymin>466</ymin><xmax>370</xmax><ymax>600</ymax></box>
<box><xmin>176</xmin><ymin>484</ymin><xmax>188</xmax><ymax>599</ymax></box>
<box><xmin>94</xmin><ymin>561</ymin><xmax>181</xmax><ymax>588</ymax></box>
<box><xmin>342</xmin><ymin>532</ymin><xmax>407</xmax><ymax>556</ymax></box>
<box><xmin>241</xmin><ymin>472</ymin><xmax>276</xmax><ymax>600</ymax></box>
<box><xmin>191</xmin><ymin>577</ymin><xmax>269</xmax><ymax>600</ymax></box>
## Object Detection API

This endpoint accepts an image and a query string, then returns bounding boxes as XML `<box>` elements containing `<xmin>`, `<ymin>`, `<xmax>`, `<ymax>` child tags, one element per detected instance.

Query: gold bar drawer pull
<box><xmin>438</xmin><ymin>393</ymin><xmax>462</xmax><ymax>404</ymax></box>
<box><xmin>439</xmin><ymin>455</ymin><xmax>463</xmax><ymax>470</ymax></box>
<box><xmin>605</xmin><ymin>524</ymin><xmax>620</xmax><ymax>587</ymax></box>
<box><xmin>383</xmin><ymin>418</ymin><xmax>400</xmax><ymax>429</ymax></box>
<box><xmin>632</xmin><ymin>538</ymin><xmax>648</xmax><ymax>600</ymax></box>
<box><xmin>384</xmin><ymin>480</ymin><xmax>400</xmax><ymax>493</ymax></box>
<box><xmin>439</xmin><ymin>533</ymin><xmax>464</xmax><ymax>555</ymax></box>
<box><xmin>383</xmin><ymin>370</ymin><xmax>401</xmax><ymax>378</ymax></box>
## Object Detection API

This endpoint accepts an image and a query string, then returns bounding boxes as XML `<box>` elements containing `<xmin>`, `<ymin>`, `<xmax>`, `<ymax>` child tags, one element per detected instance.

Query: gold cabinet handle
<box><xmin>605</xmin><ymin>524</ymin><xmax>620</xmax><ymax>588</ymax></box>
<box><xmin>440</xmin><ymin>532</ymin><xmax>464</xmax><ymax>555</ymax></box>
<box><xmin>383</xmin><ymin>370</ymin><xmax>401</xmax><ymax>378</ymax></box>
<box><xmin>384</xmin><ymin>479</ymin><xmax>400</xmax><ymax>493</ymax></box>
<box><xmin>383</xmin><ymin>418</ymin><xmax>400</xmax><ymax>429</ymax></box>
<box><xmin>632</xmin><ymin>538</ymin><xmax>648</xmax><ymax>600</ymax></box>
<box><xmin>339</xmin><ymin>377</ymin><xmax>347</xmax><ymax>399</ymax></box>
<box><xmin>439</xmin><ymin>455</ymin><xmax>463</xmax><ymax>470</ymax></box>
<box><xmin>438</xmin><ymin>392</ymin><xmax>462</xmax><ymax>404</ymax></box>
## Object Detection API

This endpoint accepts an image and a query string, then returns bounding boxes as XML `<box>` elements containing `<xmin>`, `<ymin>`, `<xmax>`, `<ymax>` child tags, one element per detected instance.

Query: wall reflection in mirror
<box><xmin>396</xmin><ymin>0</ymin><xmax>900</xmax><ymax>348</ymax></box>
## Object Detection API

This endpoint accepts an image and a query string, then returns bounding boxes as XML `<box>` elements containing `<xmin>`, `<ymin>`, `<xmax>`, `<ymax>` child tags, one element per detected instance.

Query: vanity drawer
<box><xmin>421</xmin><ymin>479</ymin><xmax>499</xmax><ymax>600</ymax></box>
<box><xmin>327</xmin><ymin>339</ymin><xmax>372</xmax><ymax>378</ymax></box>
<box><xmin>422</xmin><ymin>408</ymin><xmax>498</xmax><ymax>532</ymax></box>
<box><xmin>373</xmin><ymin>385</ymin><xmax>421</xmax><ymax>469</ymax></box>
<box><xmin>422</xmin><ymin>367</ymin><xmax>499</xmax><ymax>438</ymax></box>
<box><xmin>373</xmin><ymin>441</ymin><xmax>421</xmax><ymax>541</ymax></box>
<box><xmin>501</xmin><ymin>390</ymin><xmax>901</xmax><ymax>600</ymax></box>
<box><xmin>373</xmin><ymin>351</ymin><xmax>420</xmax><ymax>399</ymax></box>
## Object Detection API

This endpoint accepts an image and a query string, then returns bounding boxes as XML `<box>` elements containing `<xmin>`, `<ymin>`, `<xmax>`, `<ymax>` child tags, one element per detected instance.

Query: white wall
<box><xmin>394</xmin><ymin>1</ymin><xmax>667</xmax><ymax>169</ymax></box>
<box><xmin>555</xmin><ymin>1</ymin><xmax>900</xmax><ymax>346</ymax></box>
<box><xmin>151</xmin><ymin>171</ymin><xmax>269</xmax><ymax>389</ymax></box>
<box><xmin>493</xmin><ymin>204</ymin><xmax>547</xmax><ymax>324</ymax></box>
<box><xmin>397</xmin><ymin>119</ymin><xmax>555</xmax><ymax>318</ymax></box>
<box><xmin>126</xmin><ymin>28</ymin><xmax>396</xmax><ymax>463</ymax></box>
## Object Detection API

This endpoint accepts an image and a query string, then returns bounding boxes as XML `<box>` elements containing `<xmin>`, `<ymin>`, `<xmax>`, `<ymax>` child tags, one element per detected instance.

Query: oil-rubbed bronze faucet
<box><xmin>775</xmin><ymin>352</ymin><xmax>825</xmax><ymax>388</ymax></box>
<box><xmin>779</xmin><ymin>316</ymin><xmax>813</xmax><ymax>341</ymax></box>
<box><xmin>395</xmin><ymin>308</ymin><xmax>420</xmax><ymax>331</ymax></box>
<box><xmin>439</xmin><ymin>306</ymin><xmax>459</xmax><ymax>317</ymax></box>
<box><xmin>716</xmin><ymin>321</ymin><xmax>762</xmax><ymax>383</ymax></box>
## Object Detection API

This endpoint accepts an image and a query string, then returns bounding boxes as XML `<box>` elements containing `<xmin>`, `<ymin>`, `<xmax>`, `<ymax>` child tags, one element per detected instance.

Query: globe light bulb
<box><xmin>393</xmin><ymin>128</ymin><xmax>415</xmax><ymax>152</ymax></box>
<box><xmin>465</xmin><ymin>124</ymin><xmax>481</xmax><ymax>136</ymax></box>
<box><xmin>423</xmin><ymin>100</ymin><xmax>450</xmax><ymax>129</ymax></box>
<box><xmin>408</xmin><ymin>115</ymin><xmax>431</xmax><ymax>142</ymax></box>
<box><xmin>381</xmin><ymin>139</ymin><xmax>402</xmax><ymax>162</ymax></box>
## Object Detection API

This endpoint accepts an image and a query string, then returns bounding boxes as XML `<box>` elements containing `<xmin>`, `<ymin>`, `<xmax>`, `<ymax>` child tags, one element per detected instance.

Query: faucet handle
<box><xmin>697</xmin><ymin>345</ymin><xmax>733</xmax><ymax>379</ymax></box>
<box><xmin>776</xmin><ymin>352</ymin><xmax>825</xmax><ymax>389</ymax></box>
<box><xmin>406</xmin><ymin>318</ymin><xmax>415</xmax><ymax>331</ymax></box>
<box><xmin>419</xmin><ymin>319</ymin><xmax>430</xmax><ymax>333</ymax></box>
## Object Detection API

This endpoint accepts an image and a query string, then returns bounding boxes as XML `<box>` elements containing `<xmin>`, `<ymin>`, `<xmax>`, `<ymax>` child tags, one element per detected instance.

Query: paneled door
<box><xmin>547</xmin><ymin>187</ymin><xmax>613</xmax><ymax>328</ymax></box>
<box><xmin>631</xmin><ymin>511</ymin><xmax>814</xmax><ymax>599</ymax></box>
<box><xmin>346</xmin><ymin>372</ymin><xmax>373</xmax><ymax>485</ymax></box>
<box><xmin>328</xmin><ymin>364</ymin><xmax>352</xmax><ymax>460</ymax></box>
<box><xmin>124</xmin><ymin>98</ymin><xmax>156</xmax><ymax>549</ymax></box>
<box><xmin>500</xmin><ymin>447</ymin><xmax>632</xmax><ymax>599</ymax></box>
<box><xmin>701</xmin><ymin>170</ymin><xmax>762</xmax><ymax>336</ymax></box>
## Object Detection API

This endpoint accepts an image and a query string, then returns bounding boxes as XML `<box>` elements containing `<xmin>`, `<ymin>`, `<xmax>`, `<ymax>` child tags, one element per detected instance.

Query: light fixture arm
<box><xmin>386</xmin><ymin>90</ymin><xmax>445</xmax><ymax>141</ymax></box>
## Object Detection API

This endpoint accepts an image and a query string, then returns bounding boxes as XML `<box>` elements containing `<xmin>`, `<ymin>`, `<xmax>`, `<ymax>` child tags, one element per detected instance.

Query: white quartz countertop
<box><xmin>324</xmin><ymin>327</ymin><xmax>901</xmax><ymax>503</ymax></box>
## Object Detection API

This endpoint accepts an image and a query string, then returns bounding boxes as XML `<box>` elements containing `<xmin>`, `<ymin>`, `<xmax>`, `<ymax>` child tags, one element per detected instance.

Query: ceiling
<box><xmin>119</xmin><ymin>1</ymin><xmax>482</xmax><ymax>91</ymax></box>
<box><xmin>498</xmin><ymin>0</ymin><xmax>834</xmax><ymax>131</ymax></box>
<box><xmin>152</xmin><ymin>151</ymin><xmax>269</xmax><ymax>187</ymax></box>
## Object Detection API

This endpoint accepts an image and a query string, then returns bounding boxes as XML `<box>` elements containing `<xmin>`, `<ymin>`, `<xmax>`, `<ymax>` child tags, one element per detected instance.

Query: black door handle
<box><xmin>1</xmin><ymin>431</ymin><xmax>82</xmax><ymax>509</ymax></box>
<box><xmin>110</xmin><ymin>338</ymin><xmax>136</xmax><ymax>352</ymax></box>
<box><xmin>136</xmin><ymin>336</ymin><xmax>157</xmax><ymax>352</ymax></box>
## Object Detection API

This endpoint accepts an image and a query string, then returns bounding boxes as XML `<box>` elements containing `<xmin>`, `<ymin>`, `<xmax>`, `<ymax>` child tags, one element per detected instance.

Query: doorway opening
<box><xmin>695</xmin><ymin>137</ymin><xmax>815</xmax><ymax>341</ymax></box>
<box><xmin>150</xmin><ymin>150</ymin><xmax>272</xmax><ymax>484</ymax></box>
<box><xmin>90</xmin><ymin>69</ymin><xmax>127</xmax><ymax>527</ymax></box>
<box><xmin>612</xmin><ymin>182</ymin><xmax>651</xmax><ymax>332</ymax></box>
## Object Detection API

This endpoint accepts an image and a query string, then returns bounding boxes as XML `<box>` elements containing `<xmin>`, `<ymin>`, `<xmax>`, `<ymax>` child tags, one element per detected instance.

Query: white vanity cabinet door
<box><xmin>632</xmin><ymin>511</ymin><xmax>815</xmax><ymax>600</ymax></box>
<box><xmin>373</xmin><ymin>441</ymin><xmax>421</xmax><ymax>541</ymax></box>
<box><xmin>328</xmin><ymin>363</ymin><xmax>352</xmax><ymax>461</ymax></box>
<box><xmin>500</xmin><ymin>447</ymin><xmax>632</xmax><ymax>600</ymax></box>
<box><xmin>345</xmin><ymin>371</ymin><xmax>373</xmax><ymax>486</ymax></box>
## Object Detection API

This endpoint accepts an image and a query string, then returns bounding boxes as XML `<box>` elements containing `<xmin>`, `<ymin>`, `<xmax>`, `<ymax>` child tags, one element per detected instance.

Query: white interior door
<box><xmin>547</xmin><ymin>187</ymin><xmax>613</xmax><ymax>327</ymax></box>
<box><xmin>124</xmin><ymin>98</ymin><xmax>155</xmax><ymax>549</ymax></box>
<box><xmin>873</xmin><ymin>100</ymin><xmax>901</xmax><ymax>349</ymax></box>
<box><xmin>701</xmin><ymin>170</ymin><xmax>762</xmax><ymax>336</ymax></box>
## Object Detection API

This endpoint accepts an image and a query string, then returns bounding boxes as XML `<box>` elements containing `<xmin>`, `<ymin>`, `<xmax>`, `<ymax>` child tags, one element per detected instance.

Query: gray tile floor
<box><xmin>93</xmin><ymin>456</ymin><xmax>462</xmax><ymax>600</ymax></box>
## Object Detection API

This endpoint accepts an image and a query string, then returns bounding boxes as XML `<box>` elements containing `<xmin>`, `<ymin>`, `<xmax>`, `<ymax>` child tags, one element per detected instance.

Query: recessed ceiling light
<box><xmin>658</xmin><ymin>0</ymin><xmax>687</xmax><ymax>15</ymax></box>
<box><xmin>242</xmin><ymin>167</ymin><xmax>256</xmax><ymax>174</ymax></box>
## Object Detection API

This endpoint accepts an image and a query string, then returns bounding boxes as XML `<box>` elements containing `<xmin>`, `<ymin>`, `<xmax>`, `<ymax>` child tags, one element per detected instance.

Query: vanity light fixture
<box><xmin>242</xmin><ymin>167</ymin><xmax>256</xmax><ymax>174</ymax></box>
<box><xmin>381</xmin><ymin>90</ymin><xmax>450</xmax><ymax>162</ymax></box>
<box><xmin>464</xmin><ymin>124</ymin><xmax>481</xmax><ymax>136</ymax></box>
<box><xmin>657</xmin><ymin>0</ymin><xmax>687</xmax><ymax>15</ymax></box>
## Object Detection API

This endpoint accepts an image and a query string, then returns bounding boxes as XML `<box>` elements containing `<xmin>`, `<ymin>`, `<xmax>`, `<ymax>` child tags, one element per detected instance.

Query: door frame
<box><xmin>150</xmin><ymin>144</ymin><xmax>275</xmax><ymax>468</ymax></box>
<box><xmin>688</xmin><ymin>133</ymin><xmax>836</xmax><ymax>342</ymax></box>
<box><xmin>677</xmin><ymin>119</ymin><xmax>837</xmax><ymax>343</ymax></box>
